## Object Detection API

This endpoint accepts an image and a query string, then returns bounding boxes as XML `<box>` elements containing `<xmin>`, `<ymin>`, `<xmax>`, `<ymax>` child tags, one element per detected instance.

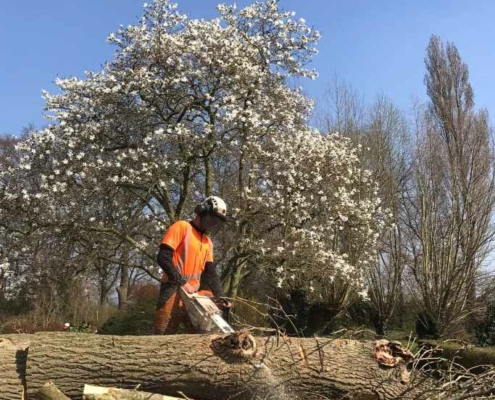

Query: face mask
<box><xmin>201</xmin><ymin>214</ymin><xmax>225</xmax><ymax>234</ymax></box>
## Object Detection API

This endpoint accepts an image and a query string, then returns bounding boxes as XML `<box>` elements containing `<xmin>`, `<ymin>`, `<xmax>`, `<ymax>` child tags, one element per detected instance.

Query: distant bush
<box><xmin>475</xmin><ymin>302</ymin><xmax>495</xmax><ymax>347</ymax></box>
<box><xmin>421</xmin><ymin>340</ymin><xmax>495</xmax><ymax>369</ymax></box>
<box><xmin>416</xmin><ymin>312</ymin><xmax>438</xmax><ymax>339</ymax></box>
<box><xmin>229</xmin><ymin>296</ymin><xmax>272</xmax><ymax>332</ymax></box>
<box><xmin>0</xmin><ymin>314</ymin><xmax>62</xmax><ymax>334</ymax></box>
<box><xmin>97</xmin><ymin>283</ymin><xmax>158</xmax><ymax>335</ymax></box>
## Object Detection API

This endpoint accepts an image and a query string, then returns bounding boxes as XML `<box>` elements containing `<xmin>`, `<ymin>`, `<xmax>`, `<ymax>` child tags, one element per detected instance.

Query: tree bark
<box><xmin>116</xmin><ymin>261</ymin><xmax>129</xmax><ymax>310</ymax></box>
<box><xmin>0</xmin><ymin>332</ymin><xmax>422</xmax><ymax>400</ymax></box>
<box><xmin>0</xmin><ymin>337</ymin><xmax>28</xmax><ymax>400</ymax></box>
<box><xmin>226</xmin><ymin>260</ymin><xmax>246</xmax><ymax>298</ymax></box>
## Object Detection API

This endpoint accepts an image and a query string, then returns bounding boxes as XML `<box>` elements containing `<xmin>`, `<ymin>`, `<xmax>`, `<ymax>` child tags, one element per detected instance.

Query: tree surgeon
<box><xmin>152</xmin><ymin>196</ymin><xmax>230</xmax><ymax>334</ymax></box>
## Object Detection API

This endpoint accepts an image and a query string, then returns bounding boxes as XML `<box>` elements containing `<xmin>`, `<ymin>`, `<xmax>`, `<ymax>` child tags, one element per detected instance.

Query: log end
<box><xmin>375</xmin><ymin>339</ymin><xmax>414</xmax><ymax>384</ymax></box>
<box><xmin>210</xmin><ymin>330</ymin><xmax>257</xmax><ymax>363</ymax></box>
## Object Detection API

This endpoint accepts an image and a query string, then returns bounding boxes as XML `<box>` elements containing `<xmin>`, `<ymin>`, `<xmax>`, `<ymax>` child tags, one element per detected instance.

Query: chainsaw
<box><xmin>179</xmin><ymin>287</ymin><xmax>235</xmax><ymax>334</ymax></box>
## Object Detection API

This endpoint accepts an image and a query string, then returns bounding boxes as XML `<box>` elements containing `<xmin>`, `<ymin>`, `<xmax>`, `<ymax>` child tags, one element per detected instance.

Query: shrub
<box><xmin>0</xmin><ymin>314</ymin><xmax>62</xmax><ymax>334</ymax></box>
<box><xmin>98</xmin><ymin>283</ymin><xmax>158</xmax><ymax>335</ymax></box>
<box><xmin>416</xmin><ymin>312</ymin><xmax>438</xmax><ymax>339</ymax></box>
<box><xmin>421</xmin><ymin>340</ymin><xmax>495</xmax><ymax>369</ymax></box>
<box><xmin>229</xmin><ymin>296</ymin><xmax>271</xmax><ymax>331</ymax></box>
<box><xmin>475</xmin><ymin>302</ymin><xmax>495</xmax><ymax>347</ymax></box>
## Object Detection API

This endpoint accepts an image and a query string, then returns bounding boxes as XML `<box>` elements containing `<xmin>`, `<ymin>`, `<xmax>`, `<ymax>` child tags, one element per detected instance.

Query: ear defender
<box><xmin>194</xmin><ymin>203</ymin><xmax>206</xmax><ymax>216</ymax></box>
<box><xmin>194</xmin><ymin>199</ymin><xmax>212</xmax><ymax>216</ymax></box>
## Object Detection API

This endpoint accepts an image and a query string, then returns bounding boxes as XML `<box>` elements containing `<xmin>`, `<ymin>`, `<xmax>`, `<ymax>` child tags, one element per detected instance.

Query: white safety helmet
<box><xmin>195</xmin><ymin>196</ymin><xmax>228</xmax><ymax>221</ymax></box>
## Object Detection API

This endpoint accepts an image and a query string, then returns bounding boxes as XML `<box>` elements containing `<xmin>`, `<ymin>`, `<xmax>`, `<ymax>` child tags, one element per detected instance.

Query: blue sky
<box><xmin>1</xmin><ymin>0</ymin><xmax>495</xmax><ymax>134</ymax></box>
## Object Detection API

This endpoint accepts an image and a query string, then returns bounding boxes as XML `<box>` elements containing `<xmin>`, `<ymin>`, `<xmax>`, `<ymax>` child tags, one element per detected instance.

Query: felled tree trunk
<box><xmin>0</xmin><ymin>337</ymin><xmax>29</xmax><ymax>400</ymax></box>
<box><xmin>1</xmin><ymin>332</ymin><xmax>422</xmax><ymax>400</ymax></box>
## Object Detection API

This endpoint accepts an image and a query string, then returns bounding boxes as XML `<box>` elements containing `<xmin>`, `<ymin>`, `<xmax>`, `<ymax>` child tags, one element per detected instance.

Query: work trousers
<box><xmin>151</xmin><ymin>289</ymin><xmax>197</xmax><ymax>335</ymax></box>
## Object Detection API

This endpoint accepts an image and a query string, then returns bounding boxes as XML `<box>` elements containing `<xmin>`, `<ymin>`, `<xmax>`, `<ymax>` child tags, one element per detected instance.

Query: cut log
<box><xmin>35</xmin><ymin>381</ymin><xmax>71</xmax><ymax>400</ymax></box>
<box><xmin>1</xmin><ymin>332</ymin><xmax>424</xmax><ymax>400</ymax></box>
<box><xmin>83</xmin><ymin>384</ymin><xmax>188</xmax><ymax>399</ymax></box>
<box><xmin>0</xmin><ymin>336</ymin><xmax>29</xmax><ymax>400</ymax></box>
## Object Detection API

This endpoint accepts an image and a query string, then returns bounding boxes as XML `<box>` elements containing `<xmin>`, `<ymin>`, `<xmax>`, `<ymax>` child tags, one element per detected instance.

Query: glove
<box><xmin>182</xmin><ymin>282</ymin><xmax>197</xmax><ymax>294</ymax></box>
<box><xmin>214</xmin><ymin>297</ymin><xmax>232</xmax><ymax>309</ymax></box>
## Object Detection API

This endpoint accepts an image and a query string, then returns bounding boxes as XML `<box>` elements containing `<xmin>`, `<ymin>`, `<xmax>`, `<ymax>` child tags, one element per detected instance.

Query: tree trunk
<box><xmin>375</xmin><ymin>322</ymin><xmax>386</xmax><ymax>337</ymax></box>
<box><xmin>0</xmin><ymin>337</ymin><xmax>28</xmax><ymax>400</ymax></box>
<box><xmin>99</xmin><ymin>282</ymin><xmax>111</xmax><ymax>306</ymax></box>
<box><xmin>226</xmin><ymin>260</ymin><xmax>245</xmax><ymax>298</ymax></box>
<box><xmin>98</xmin><ymin>266</ymin><xmax>114</xmax><ymax>307</ymax></box>
<box><xmin>116</xmin><ymin>261</ymin><xmax>129</xmax><ymax>310</ymax></box>
<box><xmin>372</xmin><ymin>313</ymin><xmax>386</xmax><ymax>337</ymax></box>
<box><xmin>1</xmin><ymin>332</ymin><xmax>422</xmax><ymax>400</ymax></box>
<box><xmin>204</xmin><ymin>154</ymin><xmax>213</xmax><ymax>197</ymax></box>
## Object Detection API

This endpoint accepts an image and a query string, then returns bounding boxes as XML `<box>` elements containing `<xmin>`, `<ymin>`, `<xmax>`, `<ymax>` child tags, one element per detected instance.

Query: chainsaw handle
<box><xmin>214</xmin><ymin>297</ymin><xmax>232</xmax><ymax>308</ymax></box>
<box><xmin>179</xmin><ymin>286</ymin><xmax>192</xmax><ymax>297</ymax></box>
<box><xmin>181</xmin><ymin>282</ymin><xmax>197</xmax><ymax>294</ymax></box>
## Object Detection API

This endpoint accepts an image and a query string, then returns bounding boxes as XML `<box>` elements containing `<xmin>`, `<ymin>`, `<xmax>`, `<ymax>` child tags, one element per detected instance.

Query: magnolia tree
<box><xmin>0</xmin><ymin>134</ymin><xmax>33</xmax><ymax>302</ymax></box>
<box><xmin>239</xmin><ymin>130</ymin><xmax>382</xmax><ymax>335</ymax></box>
<box><xmin>1</xmin><ymin>0</ymin><xmax>382</xmax><ymax>321</ymax></box>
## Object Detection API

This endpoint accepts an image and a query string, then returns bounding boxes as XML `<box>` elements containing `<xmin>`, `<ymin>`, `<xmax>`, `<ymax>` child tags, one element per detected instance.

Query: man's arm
<box><xmin>157</xmin><ymin>244</ymin><xmax>187</xmax><ymax>286</ymax></box>
<box><xmin>202</xmin><ymin>261</ymin><xmax>225</xmax><ymax>298</ymax></box>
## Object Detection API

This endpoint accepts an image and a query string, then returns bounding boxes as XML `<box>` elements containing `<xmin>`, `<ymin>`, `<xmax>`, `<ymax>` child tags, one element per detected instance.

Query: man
<box><xmin>151</xmin><ymin>196</ymin><xmax>229</xmax><ymax>334</ymax></box>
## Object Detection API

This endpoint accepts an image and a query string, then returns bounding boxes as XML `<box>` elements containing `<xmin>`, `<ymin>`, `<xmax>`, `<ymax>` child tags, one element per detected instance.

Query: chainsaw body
<box><xmin>179</xmin><ymin>288</ymin><xmax>234</xmax><ymax>334</ymax></box>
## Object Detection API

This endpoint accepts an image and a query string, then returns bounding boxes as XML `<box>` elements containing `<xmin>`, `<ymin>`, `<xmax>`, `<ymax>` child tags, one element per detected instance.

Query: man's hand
<box><xmin>182</xmin><ymin>282</ymin><xmax>196</xmax><ymax>294</ymax></box>
<box><xmin>218</xmin><ymin>298</ymin><xmax>232</xmax><ymax>308</ymax></box>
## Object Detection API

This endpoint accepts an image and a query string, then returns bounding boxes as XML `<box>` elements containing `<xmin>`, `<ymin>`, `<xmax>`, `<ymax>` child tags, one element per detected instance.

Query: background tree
<box><xmin>318</xmin><ymin>81</ymin><xmax>411</xmax><ymax>336</ymax></box>
<box><xmin>0</xmin><ymin>0</ymin><xmax>382</xmax><ymax>333</ymax></box>
<box><xmin>316</xmin><ymin>76</ymin><xmax>364</xmax><ymax>138</ymax></box>
<box><xmin>405</xmin><ymin>35</ymin><xmax>495</xmax><ymax>337</ymax></box>
<box><xmin>363</xmin><ymin>96</ymin><xmax>411</xmax><ymax>336</ymax></box>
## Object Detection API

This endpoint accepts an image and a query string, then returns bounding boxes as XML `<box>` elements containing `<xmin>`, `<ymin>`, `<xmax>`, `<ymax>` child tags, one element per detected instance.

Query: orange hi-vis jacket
<box><xmin>161</xmin><ymin>220</ymin><xmax>213</xmax><ymax>290</ymax></box>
